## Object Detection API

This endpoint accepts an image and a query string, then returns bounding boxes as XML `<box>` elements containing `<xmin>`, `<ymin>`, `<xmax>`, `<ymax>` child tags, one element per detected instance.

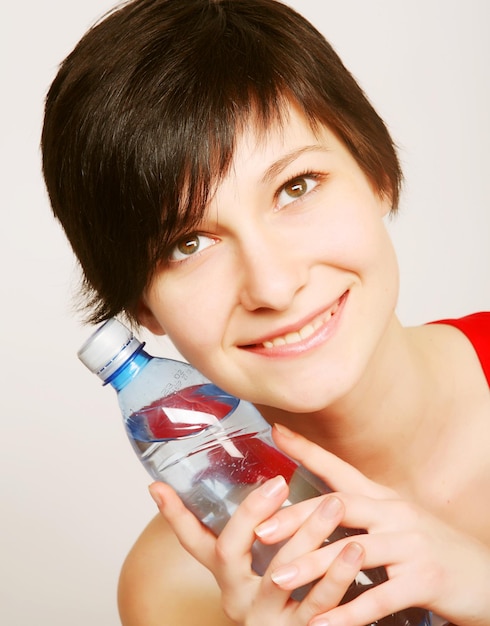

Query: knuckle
<box><xmin>304</xmin><ymin>590</ymin><xmax>330</xmax><ymax>615</ymax></box>
<box><xmin>414</xmin><ymin>551</ymin><xmax>445</xmax><ymax>597</ymax></box>
<box><xmin>386</xmin><ymin>499</ymin><xmax>422</xmax><ymax>531</ymax></box>
<box><xmin>370</xmin><ymin>592</ymin><xmax>393</xmax><ymax>618</ymax></box>
<box><xmin>240</xmin><ymin>492</ymin><xmax>263</xmax><ymax>517</ymax></box>
<box><xmin>214</xmin><ymin>534</ymin><xmax>234</xmax><ymax>565</ymax></box>
<box><xmin>405</xmin><ymin>529</ymin><xmax>431</xmax><ymax>556</ymax></box>
<box><xmin>220</xmin><ymin>595</ymin><xmax>242</xmax><ymax>622</ymax></box>
<box><xmin>391</xmin><ymin>499</ymin><xmax>422</xmax><ymax>527</ymax></box>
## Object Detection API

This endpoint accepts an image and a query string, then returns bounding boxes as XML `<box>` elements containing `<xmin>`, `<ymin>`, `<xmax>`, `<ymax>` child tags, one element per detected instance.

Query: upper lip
<box><xmin>239</xmin><ymin>291</ymin><xmax>347</xmax><ymax>347</ymax></box>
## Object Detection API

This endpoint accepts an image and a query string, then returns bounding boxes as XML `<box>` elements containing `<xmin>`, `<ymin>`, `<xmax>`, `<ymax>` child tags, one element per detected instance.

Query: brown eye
<box><xmin>285</xmin><ymin>177</ymin><xmax>308</xmax><ymax>198</ymax></box>
<box><xmin>177</xmin><ymin>235</ymin><xmax>200</xmax><ymax>256</ymax></box>
<box><xmin>277</xmin><ymin>175</ymin><xmax>318</xmax><ymax>208</ymax></box>
<box><xmin>170</xmin><ymin>233</ymin><xmax>216</xmax><ymax>262</ymax></box>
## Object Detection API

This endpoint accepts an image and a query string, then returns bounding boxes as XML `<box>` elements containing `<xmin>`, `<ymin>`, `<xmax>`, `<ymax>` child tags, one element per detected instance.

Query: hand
<box><xmin>148</xmin><ymin>475</ymin><xmax>365</xmax><ymax>625</ymax></box>
<box><xmin>256</xmin><ymin>424</ymin><xmax>490</xmax><ymax>626</ymax></box>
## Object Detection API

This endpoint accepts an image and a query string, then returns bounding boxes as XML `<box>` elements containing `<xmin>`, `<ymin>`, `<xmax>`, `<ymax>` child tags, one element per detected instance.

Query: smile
<box><xmin>262</xmin><ymin>300</ymin><xmax>341</xmax><ymax>348</ymax></box>
<box><xmin>244</xmin><ymin>290</ymin><xmax>348</xmax><ymax>354</ymax></box>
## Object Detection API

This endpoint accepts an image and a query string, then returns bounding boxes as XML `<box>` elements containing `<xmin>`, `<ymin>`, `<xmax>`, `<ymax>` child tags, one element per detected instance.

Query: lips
<box><xmin>243</xmin><ymin>291</ymin><xmax>347</xmax><ymax>351</ymax></box>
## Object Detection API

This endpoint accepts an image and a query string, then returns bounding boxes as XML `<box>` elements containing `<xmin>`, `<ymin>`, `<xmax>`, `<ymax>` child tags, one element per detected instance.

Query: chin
<box><xmin>271</xmin><ymin>364</ymin><xmax>364</xmax><ymax>414</ymax></box>
<box><xmin>262</xmin><ymin>386</ymin><xmax>344</xmax><ymax>415</ymax></box>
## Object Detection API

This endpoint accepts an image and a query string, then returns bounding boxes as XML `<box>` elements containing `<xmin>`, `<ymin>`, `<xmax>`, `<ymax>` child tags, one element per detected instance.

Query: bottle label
<box><xmin>127</xmin><ymin>383</ymin><xmax>238</xmax><ymax>440</ymax></box>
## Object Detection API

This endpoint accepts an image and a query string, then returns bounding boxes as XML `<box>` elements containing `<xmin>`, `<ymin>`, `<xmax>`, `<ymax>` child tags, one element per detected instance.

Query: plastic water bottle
<box><xmin>78</xmin><ymin>318</ymin><xmax>431</xmax><ymax>626</ymax></box>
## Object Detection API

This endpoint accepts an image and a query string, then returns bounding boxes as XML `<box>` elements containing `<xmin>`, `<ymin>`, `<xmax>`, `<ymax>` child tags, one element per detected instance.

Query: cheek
<box><xmin>149</xmin><ymin>272</ymin><xmax>232</xmax><ymax>360</ymax></box>
<box><xmin>309</xmin><ymin>193</ymin><xmax>398</xmax><ymax>299</ymax></box>
<box><xmin>306</xmin><ymin>200</ymin><xmax>381</xmax><ymax>266</ymax></box>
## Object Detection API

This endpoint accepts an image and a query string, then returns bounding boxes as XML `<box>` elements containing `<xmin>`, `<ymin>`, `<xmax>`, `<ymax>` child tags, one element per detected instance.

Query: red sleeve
<box><xmin>433</xmin><ymin>312</ymin><xmax>490</xmax><ymax>386</ymax></box>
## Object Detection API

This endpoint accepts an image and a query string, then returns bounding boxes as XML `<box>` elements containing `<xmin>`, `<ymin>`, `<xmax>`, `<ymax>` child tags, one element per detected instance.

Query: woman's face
<box><xmin>140</xmin><ymin>104</ymin><xmax>399</xmax><ymax>413</ymax></box>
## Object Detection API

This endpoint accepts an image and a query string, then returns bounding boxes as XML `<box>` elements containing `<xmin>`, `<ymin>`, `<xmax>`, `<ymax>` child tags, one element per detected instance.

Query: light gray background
<box><xmin>2</xmin><ymin>1</ymin><xmax>489</xmax><ymax>624</ymax></box>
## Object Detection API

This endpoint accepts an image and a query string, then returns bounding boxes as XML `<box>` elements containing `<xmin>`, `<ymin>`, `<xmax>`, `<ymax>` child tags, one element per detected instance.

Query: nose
<box><xmin>237</xmin><ymin>230</ymin><xmax>308</xmax><ymax>312</ymax></box>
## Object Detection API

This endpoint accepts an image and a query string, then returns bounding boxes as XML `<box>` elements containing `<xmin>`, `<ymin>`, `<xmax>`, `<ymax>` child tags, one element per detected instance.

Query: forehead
<box><xmin>221</xmin><ymin>103</ymin><xmax>339</xmax><ymax>184</ymax></box>
<box><xmin>236</xmin><ymin>102</ymin><xmax>319</xmax><ymax>150</ymax></box>
<box><xmin>222</xmin><ymin>104</ymin><xmax>323</xmax><ymax>172</ymax></box>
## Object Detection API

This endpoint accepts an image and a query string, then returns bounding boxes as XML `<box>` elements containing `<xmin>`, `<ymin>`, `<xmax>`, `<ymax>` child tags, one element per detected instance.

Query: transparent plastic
<box><xmin>78</xmin><ymin>319</ymin><xmax>431</xmax><ymax>626</ymax></box>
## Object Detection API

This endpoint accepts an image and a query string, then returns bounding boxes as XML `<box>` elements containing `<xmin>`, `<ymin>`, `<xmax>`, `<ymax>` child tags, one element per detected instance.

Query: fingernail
<box><xmin>271</xmin><ymin>564</ymin><xmax>299</xmax><ymax>586</ymax></box>
<box><xmin>255</xmin><ymin>517</ymin><xmax>279</xmax><ymax>538</ymax></box>
<box><xmin>261</xmin><ymin>475</ymin><xmax>287</xmax><ymax>498</ymax></box>
<box><xmin>148</xmin><ymin>485</ymin><xmax>162</xmax><ymax>507</ymax></box>
<box><xmin>273</xmin><ymin>423</ymin><xmax>295</xmax><ymax>437</ymax></box>
<box><xmin>319</xmin><ymin>495</ymin><xmax>342</xmax><ymax>519</ymax></box>
<box><xmin>342</xmin><ymin>542</ymin><xmax>364</xmax><ymax>565</ymax></box>
<box><xmin>310</xmin><ymin>619</ymin><xmax>329</xmax><ymax>626</ymax></box>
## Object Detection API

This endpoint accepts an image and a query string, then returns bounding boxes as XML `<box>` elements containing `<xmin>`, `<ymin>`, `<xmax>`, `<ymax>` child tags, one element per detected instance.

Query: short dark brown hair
<box><xmin>42</xmin><ymin>0</ymin><xmax>402</xmax><ymax>324</ymax></box>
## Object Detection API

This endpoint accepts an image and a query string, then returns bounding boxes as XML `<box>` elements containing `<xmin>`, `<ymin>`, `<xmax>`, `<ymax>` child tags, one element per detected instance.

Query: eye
<box><xmin>277</xmin><ymin>174</ymin><xmax>319</xmax><ymax>209</ymax></box>
<box><xmin>169</xmin><ymin>233</ymin><xmax>217</xmax><ymax>262</ymax></box>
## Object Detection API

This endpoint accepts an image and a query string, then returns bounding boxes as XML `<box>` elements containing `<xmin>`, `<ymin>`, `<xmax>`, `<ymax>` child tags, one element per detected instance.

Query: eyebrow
<box><xmin>261</xmin><ymin>144</ymin><xmax>327</xmax><ymax>184</ymax></box>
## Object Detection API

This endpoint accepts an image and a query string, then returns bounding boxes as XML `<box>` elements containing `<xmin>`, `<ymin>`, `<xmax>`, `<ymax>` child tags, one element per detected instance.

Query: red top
<box><xmin>434</xmin><ymin>312</ymin><xmax>490</xmax><ymax>386</ymax></box>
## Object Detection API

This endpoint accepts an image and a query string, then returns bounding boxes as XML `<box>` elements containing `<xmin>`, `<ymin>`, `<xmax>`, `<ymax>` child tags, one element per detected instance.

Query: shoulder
<box><xmin>118</xmin><ymin>515</ymin><xmax>235</xmax><ymax>626</ymax></box>
<box><xmin>429</xmin><ymin>312</ymin><xmax>490</xmax><ymax>385</ymax></box>
<box><xmin>431</xmin><ymin>311</ymin><xmax>490</xmax><ymax>335</ymax></box>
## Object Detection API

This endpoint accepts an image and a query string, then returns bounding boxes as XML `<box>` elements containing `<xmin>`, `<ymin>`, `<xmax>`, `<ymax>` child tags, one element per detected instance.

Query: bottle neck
<box><xmin>105</xmin><ymin>346</ymin><xmax>151</xmax><ymax>391</ymax></box>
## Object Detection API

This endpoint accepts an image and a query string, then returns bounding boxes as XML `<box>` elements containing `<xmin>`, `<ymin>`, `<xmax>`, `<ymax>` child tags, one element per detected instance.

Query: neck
<box><xmin>257</xmin><ymin>322</ymin><xmax>451</xmax><ymax>490</ymax></box>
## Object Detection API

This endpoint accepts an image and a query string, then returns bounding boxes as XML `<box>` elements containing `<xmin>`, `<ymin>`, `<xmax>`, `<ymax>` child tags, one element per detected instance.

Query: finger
<box><xmin>269</xmin><ymin>494</ymin><xmax>385</xmax><ymax>594</ymax></box>
<box><xmin>294</xmin><ymin>542</ymin><xmax>364</xmax><ymax>624</ymax></box>
<box><xmin>268</xmin><ymin>495</ymin><xmax>345</xmax><ymax>581</ymax></box>
<box><xmin>272</xmin><ymin>424</ymin><xmax>393</xmax><ymax>499</ymax></box>
<box><xmin>329</xmin><ymin>492</ymin><xmax>420</xmax><ymax>534</ymax></box>
<box><xmin>316</xmin><ymin>527</ymin><xmax>444</xmax><ymax>602</ymax></box>
<box><xmin>216</xmin><ymin>475</ymin><xmax>290</xmax><ymax>577</ymax></box>
<box><xmin>255</xmin><ymin>496</ymin><xmax>326</xmax><ymax>544</ymax></box>
<box><xmin>255</xmin><ymin>490</ymin><xmax>403</xmax><ymax>549</ymax></box>
<box><xmin>310</xmin><ymin>576</ymin><xmax>423</xmax><ymax>626</ymax></box>
<box><xmin>270</xmin><ymin>530</ymin><xmax>426</xmax><ymax>593</ymax></box>
<box><xmin>215</xmin><ymin>476</ymin><xmax>294</xmax><ymax>616</ymax></box>
<box><xmin>148</xmin><ymin>481</ymin><xmax>217</xmax><ymax>570</ymax></box>
<box><xmin>256</xmin><ymin>493</ymin><xmax>398</xmax><ymax>548</ymax></box>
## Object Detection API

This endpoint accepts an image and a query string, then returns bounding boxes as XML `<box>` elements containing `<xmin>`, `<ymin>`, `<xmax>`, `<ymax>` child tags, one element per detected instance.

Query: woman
<box><xmin>41</xmin><ymin>0</ymin><xmax>490</xmax><ymax>624</ymax></box>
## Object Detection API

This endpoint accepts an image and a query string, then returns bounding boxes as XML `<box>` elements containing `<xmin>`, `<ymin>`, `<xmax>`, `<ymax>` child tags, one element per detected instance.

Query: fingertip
<box><xmin>270</xmin><ymin>564</ymin><xmax>299</xmax><ymax>588</ymax></box>
<box><xmin>272</xmin><ymin>424</ymin><xmax>301</xmax><ymax>454</ymax></box>
<box><xmin>318</xmin><ymin>495</ymin><xmax>343</xmax><ymax>520</ymax></box>
<box><xmin>260</xmin><ymin>475</ymin><xmax>288</xmax><ymax>499</ymax></box>
<box><xmin>254</xmin><ymin>516</ymin><xmax>279</xmax><ymax>540</ymax></box>
<box><xmin>272</xmin><ymin>423</ymin><xmax>298</xmax><ymax>439</ymax></box>
<box><xmin>341</xmin><ymin>541</ymin><xmax>364</xmax><ymax>565</ymax></box>
<box><xmin>148</xmin><ymin>483</ymin><xmax>163</xmax><ymax>508</ymax></box>
<box><xmin>148</xmin><ymin>481</ymin><xmax>175</xmax><ymax>507</ymax></box>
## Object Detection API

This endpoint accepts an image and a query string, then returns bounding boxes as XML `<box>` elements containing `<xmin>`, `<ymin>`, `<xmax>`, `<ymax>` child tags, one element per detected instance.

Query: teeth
<box><xmin>261</xmin><ymin>300</ymin><xmax>340</xmax><ymax>349</ymax></box>
<box><xmin>285</xmin><ymin>331</ymin><xmax>301</xmax><ymax>343</ymax></box>
<box><xmin>299</xmin><ymin>324</ymin><xmax>315</xmax><ymax>340</ymax></box>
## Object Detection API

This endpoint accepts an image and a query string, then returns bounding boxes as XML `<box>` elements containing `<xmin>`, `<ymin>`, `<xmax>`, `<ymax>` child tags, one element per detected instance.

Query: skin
<box><xmin>119</xmin><ymin>104</ymin><xmax>490</xmax><ymax>625</ymax></box>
